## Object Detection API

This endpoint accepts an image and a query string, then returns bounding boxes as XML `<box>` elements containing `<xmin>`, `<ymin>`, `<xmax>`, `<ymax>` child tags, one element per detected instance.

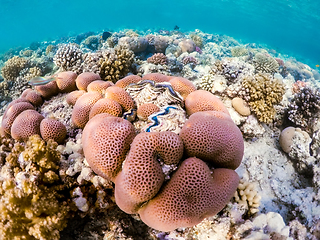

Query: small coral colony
<box><xmin>0</xmin><ymin>28</ymin><xmax>319</xmax><ymax>239</ymax></box>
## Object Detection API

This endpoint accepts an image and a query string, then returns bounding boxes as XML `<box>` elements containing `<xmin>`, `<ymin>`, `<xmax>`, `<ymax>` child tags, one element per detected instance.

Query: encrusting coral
<box><xmin>241</xmin><ymin>73</ymin><xmax>285</xmax><ymax>123</ymax></box>
<box><xmin>0</xmin><ymin>135</ymin><xmax>73</xmax><ymax>240</ymax></box>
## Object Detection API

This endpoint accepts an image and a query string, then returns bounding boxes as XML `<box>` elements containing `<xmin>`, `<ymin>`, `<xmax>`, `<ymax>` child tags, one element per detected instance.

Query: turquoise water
<box><xmin>0</xmin><ymin>0</ymin><xmax>320</xmax><ymax>66</ymax></box>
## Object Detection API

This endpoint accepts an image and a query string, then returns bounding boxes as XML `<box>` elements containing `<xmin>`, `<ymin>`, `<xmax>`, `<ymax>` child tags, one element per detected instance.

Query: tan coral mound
<box><xmin>11</xmin><ymin>110</ymin><xmax>44</xmax><ymax>142</ymax></box>
<box><xmin>35</xmin><ymin>80</ymin><xmax>59</xmax><ymax>99</ymax></box>
<box><xmin>56</xmin><ymin>71</ymin><xmax>78</xmax><ymax>93</ymax></box>
<box><xmin>1</xmin><ymin>101</ymin><xmax>35</xmax><ymax>135</ymax></box>
<box><xmin>138</xmin><ymin>157</ymin><xmax>239</xmax><ymax>232</ymax></box>
<box><xmin>89</xmin><ymin>98</ymin><xmax>123</xmax><ymax>119</ymax></box>
<box><xmin>66</xmin><ymin>90</ymin><xmax>86</xmax><ymax>106</ymax></box>
<box><xmin>71</xmin><ymin>91</ymin><xmax>102</xmax><ymax>128</ymax></box>
<box><xmin>180</xmin><ymin>111</ymin><xmax>244</xmax><ymax>169</ymax></box>
<box><xmin>40</xmin><ymin>118</ymin><xmax>67</xmax><ymax>144</ymax></box>
<box><xmin>87</xmin><ymin>80</ymin><xmax>114</xmax><ymax>94</ymax></box>
<box><xmin>142</xmin><ymin>73</ymin><xmax>169</xmax><ymax>83</ymax></box>
<box><xmin>75</xmin><ymin>72</ymin><xmax>101</xmax><ymax>91</ymax></box>
<box><xmin>137</xmin><ymin>103</ymin><xmax>160</xmax><ymax>121</ymax></box>
<box><xmin>82</xmin><ymin>114</ymin><xmax>136</xmax><ymax>181</ymax></box>
<box><xmin>185</xmin><ymin>90</ymin><xmax>230</xmax><ymax>116</ymax></box>
<box><xmin>169</xmin><ymin>77</ymin><xmax>196</xmax><ymax>99</ymax></box>
<box><xmin>115</xmin><ymin>75</ymin><xmax>142</xmax><ymax>88</ymax></box>
<box><xmin>115</xmin><ymin>131</ymin><xmax>184</xmax><ymax>213</ymax></box>
<box><xmin>104</xmin><ymin>86</ymin><xmax>134</xmax><ymax>112</ymax></box>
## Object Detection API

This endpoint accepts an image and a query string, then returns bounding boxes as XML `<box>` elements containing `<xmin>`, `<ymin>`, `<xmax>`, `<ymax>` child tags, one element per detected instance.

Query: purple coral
<box><xmin>147</xmin><ymin>53</ymin><xmax>168</xmax><ymax>65</ymax></box>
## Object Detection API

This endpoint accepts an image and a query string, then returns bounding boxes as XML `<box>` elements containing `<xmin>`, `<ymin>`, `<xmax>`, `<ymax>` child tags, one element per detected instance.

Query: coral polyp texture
<box><xmin>1</xmin><ymin>28</ymin><xmax>320</xmax><ymax>239</ymax></box>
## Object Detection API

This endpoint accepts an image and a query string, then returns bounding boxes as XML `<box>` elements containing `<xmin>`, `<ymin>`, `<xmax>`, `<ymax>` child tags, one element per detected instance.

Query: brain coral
<box><xmin>242</xmin><ymin>73</ymin><xmax>285</xmax><ymax>123</ymax></box>
<box><xmin>66</xmin><ymin>90</ymin><xmax>86</xmax><ymax>106</ymax></box>
<box><xmin>138</xmin><ymin>157</ymin><xmax>239</xmax><ymax>231</ymax></box>
<box><xmin>25</xmin><ymin>90</ymin><xmax>43</xmax><ymax>106</ymax></box>
<box><xmin>137</xmin><ymin>103</ymin><xmax>160</xmax><ymax>121</ymax></box>
<box><xmin>104</xmin><ymin>86</ymin><xmax>134</xmax><ymax>112</ymax></box>
<box><xmin>75</xmin><ymin>72</ymin><xmax>101</xmax><ymax>91</ymax></box>
<box><xmin>184</xmin><ymin>90</ymin><xmax>230</xmax><ymax>116</ymax></box>
<box><xmin>89</xmin><ymin>98</ymin><xmax>123</xmax><ymax>119</ymax></box>
<box><xmin>115</xmin><ymin>131</ymin><xmax>184</xmax><ymax>213</ymax></box>
<box><xmin>35</xmin><ymin>80</ymin><xmax>59</xmax><ymax>99</ymax></box>
<box><xmin>71</xmin><ymin>91</ymin><xmax>102</xmax><ymax>128</ymax></box>
<box><xmin>56</xmin><ymin>71</ymin><xmax>78</xmax><ymax>93</ymax></box>
<box><xmin>142</xmin><ymin>73</ymin><xmax>169</xmax><ymax>83</ymax></box>
<box><xmin>115</xmin><ymin>75</ymin><xmax>141</xmax><ymax>88</ymax></box>
<box><xmin>11</xmin><ymin>109</ymin><xmax>44</xmax><ymax>142</ymax></box>
<box><xmin>40</xmin><ymin>118</ymin><xmax>67</xmax><ymax>144</ymax></box>
<box><xmin>180</xmin><ymin>111</ymin><xmax>244</xmax><ymax>169</ymax></box>
<box><xmin>169</xmin><ymin>77</ymin><xmax>196</xmax><ymax>99</ymax></box>
<box><xmin>53</xmin><ymin>44</ymin><xmax>83</xmax><ymax>73</ymax></box>
<box><xmin>87</xmin><ymin>80</ymin><xmax>114</xmax><ymax>94</ymax></box>
<box><xmin>82</xmin><ymin>114</ymin><xmax>136</xmax><ymax>181</ymax></box>
<box><xmin>253</xmin><ymin>53</ymin><xmax>279</xmax><ymax>74</ymax></box>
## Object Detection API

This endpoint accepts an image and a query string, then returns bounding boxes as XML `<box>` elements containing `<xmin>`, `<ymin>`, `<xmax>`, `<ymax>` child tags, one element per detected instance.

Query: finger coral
<box><xmin>138</xmin><ymin>157</ymin><xmax>239</xmax><ymax>231</ymax></box>
<box><xmin>99</xmin><ymin>45</ymin><xmax>134</xmax><ymax>83</ymax></box>
<box><xmin>241</xmin><ymin>73</ymin><xmax>285</xmax><ymax>123</ymax></box>
<box><xmin>1</xmin><ymin>56</ymin><xmax>29</xmax><ymax>81</ymax></box>
<box><xmin>53</xmin><ymin>44</ymin><xmax>83</xmax><ymax>73</ymax></box>
<box><xmin>0</xmin><ymin>135</ymin><xmax>72</xmax><ymax>240</ymax></box>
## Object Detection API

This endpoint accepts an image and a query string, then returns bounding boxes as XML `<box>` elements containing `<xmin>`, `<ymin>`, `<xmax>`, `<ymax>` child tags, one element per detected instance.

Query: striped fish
<box><xmin>28</xmin><ymin>75</ymin><xmax>59</xmax><ymax>86</ymax></box>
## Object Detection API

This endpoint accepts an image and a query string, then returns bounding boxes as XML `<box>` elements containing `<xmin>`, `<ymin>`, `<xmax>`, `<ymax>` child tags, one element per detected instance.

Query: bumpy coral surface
<box><xmin>54</xmin><ymin>44</ymin><xmax>83</xmax><ymax>73</ymax></box>
<box><xmin>1</xmin><ymin>56</ymin><xmax>29</xmax><ymax>81</ymax></box>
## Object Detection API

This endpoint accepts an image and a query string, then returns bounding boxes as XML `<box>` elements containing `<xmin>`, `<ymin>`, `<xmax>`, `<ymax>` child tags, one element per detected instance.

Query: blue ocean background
<box><xmin>0</xmin><ymin>0</ymin><xmax>319</xmax><ymax>67</ymax></box>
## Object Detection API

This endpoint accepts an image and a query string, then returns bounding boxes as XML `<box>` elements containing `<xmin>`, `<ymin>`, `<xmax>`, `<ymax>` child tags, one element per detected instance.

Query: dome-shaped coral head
<box><xmin>185</xmin><ymin>89</ymin><xmax>230</xmax><ymax>116</ymax></box>
<box><xmin>56</xmin><ymin>71</ymin><xmax>78</xmax><ymax>93</ymax></box>
<box><xmin>89</xmin><ymin>98</ymin><xmax>123</xmax><ymax>119</ymax></box>
<box><xmin>1</xmin><ymin>101</ymin><xmax>35</xmax><ymax>136</ymax></box>
<box><xmin>40</xmin><ymin>118</ymin><xmax>67</xmax><ymax>144</ymax></box>
<box><xmin>138</xmin><ymin>157</ymin><xmax>239</xmax><ymax>232</ymax></box>
<box><xmin>180</xmin><ymin>111</ymin><xmax>244</xmax><ymax>169</ymax></box>
<box><xmin>35</xmin><ymin>80</ymin><xmax>59</xmax><ymax>99</ymax></box>
<box><xmin>71</xmin><ymin>91</ymin><xmax>102</xmax><ymax>128</ymax></box>
<box><xmin>104</xmin><ymin>86</ymin><xmax>134</xmax><ymax>112</ymax></box>
<box><xmin>168</xmin><ymin>77</ymin><xmax>196</xmax><ymax>100</ymax></box>
<box><xmin>142</xmin><ymin>73</ymin><xmax>169</xmax><ymax>83</ymax></box>
<box><xmin>11</xmin><ymin>109</ymin><xmax>44</xmax><ymax>142</ymax></box>
<box><xmin>66</xmin><ymin>90</ymin><xmax>86</xmax><ymax>106</ymax></box>
<box><xmin>115</xmin><ymin>75</ymin><xmax>141</xmax><ymax>88</ymax></box>
<box><xmin>87</xmin><ymin>80</ymin><xmax>114</xmax><ymax>94</ymax></box>
<box><xmin>82</xmin><ymin>114</ymin><xmax>136</xmax><ymax>181</ymax></box>
<box><xmin>75</xmin><ymin>72</ymin><xmax>101</xmax><ymax>91</ymax></box>
<box><xmin>115</xmin><ymin>131</ymin><xmax>184</xmax><ymax>214</ymax></box>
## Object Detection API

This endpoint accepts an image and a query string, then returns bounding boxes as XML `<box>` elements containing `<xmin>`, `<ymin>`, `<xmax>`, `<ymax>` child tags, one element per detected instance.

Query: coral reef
<box><xmin>147</xmin><ymin>53</ymin><xmax>167</xmax><ymax>65</ymax></box>
<box><xmin>252</xmin><ymin>53</ymin><xmax>279</xmax><ymax>74</ymax></box>
<box><xmin>1</xmin><ymin>56</ymin><xmax>30</xmax><ymax>81</ymax></box>
<box><xmin>286</xmin><ymin>86</ymin><xmax>320</xmax><ymax>129</ymax></box>
<box><xmin>241</xmin><ymin>73</ymin><xmax>285</xmax><ymax>123</ymax></box>
<box><xmin>53</xmin><ymin>44</ymin><xmax>83</xmax><ymax>73</ymax></box>
<box><xmin>0</xmin><ymin>135</ymin><xmax>73</xmax><ymax>240</ymax></box>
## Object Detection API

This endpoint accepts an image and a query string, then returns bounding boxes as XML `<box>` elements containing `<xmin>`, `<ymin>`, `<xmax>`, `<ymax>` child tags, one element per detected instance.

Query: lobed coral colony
<box><xmin>0</xmin><ymin>29</ymin><xmax>320</xmax><ymax>239</ymax></box>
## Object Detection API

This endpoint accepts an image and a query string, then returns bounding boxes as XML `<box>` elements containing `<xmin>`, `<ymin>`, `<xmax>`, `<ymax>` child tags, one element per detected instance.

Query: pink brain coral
<box><xmin>104</xmin><ymin>86</ymin><xmax>134</xmax><ymax>112</ymax></box>
<box><xmin>40</xmin><ymin>118</ymin><xmax>67</xmax><ymax>144</ymax></box>
<box><xmin>75</xmin><ymin>72</ymin><xmax>101</xmax><ymax>91</ymax></box>
<box><xmin>138</xmin><ymin>157</ymin><xmax>239</xmax><ymax>232</ymax></box>
<box><xmin>89</xmin><ymin>98</ymin><xmax>123</xmax><ymax>119</ymax></box>
<box><xmin>11</xmin><ymin>110</ymin><xmax>44</xmax><ymax>142</ymax></box>
<box><xmin>180</xmin><ymin>111</ymin><xmax>244</xmax><ymax>169</ymax></box>
<box><xmin>115</xmin><ymin>131</ymin><xmax>183</xmax><ymax>214</ymax></box>
<box><xmin>82</xmin><ymin>114</ymin><xmax>136</xmax><ymax>181</ymax></box>
<box><xmin>71</xmin><ymin>91</ymin><xmax>103</xmax><ymax>128</ymax></box>
<box><xmin>185</xmin><ymin>89</ymin><xmax>230</xmax><ymax>116</ymax></box>
<box><xmin>56</xmin><ymin>71</ymin><xmax>78</xmax><ymax>93</ymax></box>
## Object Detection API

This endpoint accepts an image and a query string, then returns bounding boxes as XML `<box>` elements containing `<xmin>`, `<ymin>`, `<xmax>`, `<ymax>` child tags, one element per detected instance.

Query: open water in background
<box><xmin>0</xmin><ymin>0</ymin><xmax>319</xmax><ymax>67</ymax></box>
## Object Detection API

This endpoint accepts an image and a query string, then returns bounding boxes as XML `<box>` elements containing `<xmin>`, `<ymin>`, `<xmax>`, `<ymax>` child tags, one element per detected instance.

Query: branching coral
<box><xmin>147</xmin><ymin>53</ymin><xmax>167</xmax><ymax>65</ymax></box>
<box><xmin>53</xmin><ymin>44</ymin><xmax>83</xmax><ymax>73</ymax></box>
<box><xmin>0</xmin><ymin>135</ymin><xmax>73</xmax><ymax>240</ymax></box>
<box><xmin>99</xmin><ymin>45</ymin><xmax>134</xmax><ymax>83</ymax></box>
<box><xmin>241</xmin><ymin>73</ymin><xmax>285</xmax><ymax>123</ymax></box>
<box><xmin>286</xmin><ymin>86</ymin><xmax>320</xmax><ymax>129</ymax></box>
<box><xmin>1</xmin><ymin>56</ymin><xmax>30</xmax><ymax>81</ymax></box>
